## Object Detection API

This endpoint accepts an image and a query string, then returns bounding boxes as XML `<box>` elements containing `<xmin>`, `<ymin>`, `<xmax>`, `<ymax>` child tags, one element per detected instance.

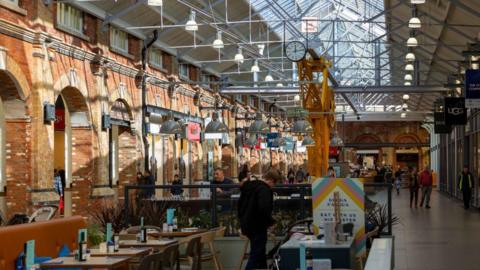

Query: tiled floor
<box><xmin>392</xmin><ymin>189</ymin><xmax>480</xmax><ymax>270</ymax></box>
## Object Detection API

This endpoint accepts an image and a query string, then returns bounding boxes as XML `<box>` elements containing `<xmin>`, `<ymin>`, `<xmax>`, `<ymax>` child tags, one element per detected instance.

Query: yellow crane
<box><xmin>297</xmin><ymin>49</ymin><xmax>336</xmax><ymax>177</ymax></box>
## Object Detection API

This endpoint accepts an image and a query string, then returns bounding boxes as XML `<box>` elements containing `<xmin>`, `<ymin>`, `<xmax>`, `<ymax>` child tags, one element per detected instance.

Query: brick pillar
<box><xmin>70</xmin><ymin>127</ymin><xmax>93</xmax><ymax>217</ymax></box>
<box><xmin>117</xmin><ymin>129</ymin><xmax>137</xmax><ymax>200</ymax></box>
<box><xmin>5</xmin><ymin>119</ymin><xmax>31</xmax><ymax>217</ymax></box>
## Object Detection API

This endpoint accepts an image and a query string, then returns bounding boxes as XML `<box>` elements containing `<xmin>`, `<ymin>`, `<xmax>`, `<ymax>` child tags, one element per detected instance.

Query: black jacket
<box><xmin>238</xmin><ymin>180</ymin><xmax>274</xmax><ymax>235</ymax></box>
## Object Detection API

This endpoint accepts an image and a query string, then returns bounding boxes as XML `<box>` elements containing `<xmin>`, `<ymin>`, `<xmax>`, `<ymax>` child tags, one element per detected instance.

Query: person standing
<box><xmin>143</xmin><ymin>170</ymin><xmax>155</xmax><ymax>199</ymax></box>
<box><xmin>459</xmin><ymin>165</ymin><xmax>474</xmax><ymax>210</ymax></box>
<box><xmin>287</xmin><ymin>168</ymin><xmax>295</xmax><ymax>184</ymax></box>
<box><xmin>394</xmin><ymin>166</ymin><xmax>402</xmax><ymax>195</ymax></box>
<box><xmin>238</xmin><ymin>164</ymin><xmax>251</xmax><ymax>183</ymax></box>
<box><xmin>419</xmin><ymin>167</ymin><xmax>433</xmax><ymax>209</ymax></box>
<box><xmin>170</xmin><ymin>174</ymin><xmax>184</xmax><ymax>196</ymax></box>
<box><xmin>295</xmin><ymin>166</ymin><xmax>306</xmax><ymax>183</ymax></box>
<box><xmin>214</xmin><ymin>167</ymin><xmax>235</xmax><ymax>196</ymax></box>
<box><xmin>409</xmin><ymin>167</ymin><xmax>419</xmax><ymax>208</ymax></box>
<box><xmin>238</xmin><ymin>169</ymin><xmax>279</xmax><ymax>270</ymax></box>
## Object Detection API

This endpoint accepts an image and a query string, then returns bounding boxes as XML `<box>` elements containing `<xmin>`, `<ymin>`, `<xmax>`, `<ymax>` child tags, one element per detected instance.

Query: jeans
<box><xmin>410</xmin><ymin>188</ymin><xmax>418</xmax><ymax>207</ymax></box>
<box><xmin>420</xmin><ymin>186</ymin><xmax>432</xmax><ymax>207</ymax></box>
<box><xmin>463</xmin><ymin>189</ymin><xmax>472</xmax><ymax>209</ymax></box>
<box><xmin>246</xmin><ymin>230</ymin><xmax>268</xmax><ymax>270</ymax></box>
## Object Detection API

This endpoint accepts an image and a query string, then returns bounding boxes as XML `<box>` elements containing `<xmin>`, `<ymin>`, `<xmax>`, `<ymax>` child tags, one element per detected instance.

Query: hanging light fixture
<box><xmin>147</xmin><ymin>0</ymin><xmax>163</xmax><ymax>6</ymax></box>
<box><xmin>234</xmin><ymin>47</ymin><xmax>244</xmax><ymax>64</ymax></box>
<box><xmin>185</xmin><ymin>10</ymin><xmax>198</xmax><ymax>31</ymax></box>
<box><xmin>205</xmin><ymin>112</ymin><xmax>228</xmax><ymax>133</ymax></box>
<box><xmin>404</xmin><ymin>74</ymin><xmax>413</xmax><ymax>81</ymax></box>
<box><xmin>407</xmin><ymin>37</ymin><xmax>418</xmax><ymax>47</ymax></box>
<box><xmin>405</xmin><ymin>52</ymin><xmax>416</xmax><ymax>61</ymax></box>
<box><xmin>404</xmin><ymin>81</ymin><xmax>412</xmax><ymax>86</ymax></box>
<box><xmin>330</xmin><ymin>131</ymin><xmax>344</xmax><ymax>147</ymax></box>
<box><xmin>294</xmin><ymin>94</ymin><xmax>300</xmax><ymax>102</ymax></box>
<box><xmin>276</xmin><ymin>83</ymin><xmax>284</xmax><ymax>87</ymax></box>
<box><xmin>265</xmin><ymin>73</ymin><xmax>274</xmax><ymax>82</ymax></box>
<box><xmin>250</xmin><ymin>60</ymin><xmax>260</xmax><ymax>72</ymax></box>
<box><xmin>292</xmin><ymin>119</ymin><xmax>313</xmax><ymax>134</ymax></box>
<box><xmin>409</xmin><ymin>17</ymin><xmax>421</xmax><ymax>28</ymax></box>
<box><xmin>403</xmin><ymin>94</ymin><xmax>410</xmax><ymax>100</ymax></box>
<box><xmin>405</xmin><ymin>64</ymin><xmax>414</xmax><ymax>71</ymax></box>
<box><xmin>160</xmin><ymin>112</ymin><xmax>182</xmax><ymax>134</ymax></box>
<box><xmin>402</xmin><ymin>103</ymin><xmax>408</xmax><ymax>110</ymax></box>
<box><xmin>248</xmin><ymin>113</ymin><xmax>269</xmax><ymax>134</ymax></box>
<box><xmin>401</xmin><ymin>112</ymin><xmax>407</xmax><ymax>118</ymax></box>
<box><xmin>411</xmin><ymin>0</ymin><xmax>425</xmax><ymax>4</ymax></box>
<box><xmin>302</xmin><ymin>135</ymin><xmax>315</xmax><ymax>146</ymax></box>
<box><xmin>212</xmin><ymin>30</ymin><xmax>224</xmax><ymax>49</ymax></box>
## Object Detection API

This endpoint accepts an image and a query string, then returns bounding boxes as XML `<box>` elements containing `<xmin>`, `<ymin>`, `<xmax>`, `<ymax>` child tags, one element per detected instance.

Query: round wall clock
<box><xmin>285</xmin><ymin>41</ymin><xmax>307</xmax><ymax>62</ymax></box>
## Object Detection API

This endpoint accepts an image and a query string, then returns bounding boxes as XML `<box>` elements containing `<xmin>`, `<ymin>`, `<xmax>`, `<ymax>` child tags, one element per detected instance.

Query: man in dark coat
<box><xmin>238</xmin><ymin>170</ymin><xmax>280</xmax><ymax>270</ymax></box>
<box><xmin>459</xmin><ymin>165</ymin><xmax>474</xmax><ymax>209</ymax></box>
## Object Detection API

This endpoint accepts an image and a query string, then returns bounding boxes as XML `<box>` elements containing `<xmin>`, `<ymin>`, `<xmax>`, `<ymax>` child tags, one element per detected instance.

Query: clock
<box><xmin>285</xmin><ymin>41</ymin><xmax>306</xmax><ymax>62</ymax></box>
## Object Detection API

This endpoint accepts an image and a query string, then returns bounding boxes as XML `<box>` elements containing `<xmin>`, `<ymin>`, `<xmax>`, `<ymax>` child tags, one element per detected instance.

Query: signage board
<box><xmin>54</xmin><ymin>108</ymin><xmax>65</xmax><ymax>130</ymax></box>
<box><xmin>433</xmin><ymin>100</ymin><xmax>451</xmax><ymax>134</ymax></box>
<box><xmin>444</xmin><ymin>97</ymin><xmax>467</xmax><ymax>126</ymax></box>
<box><xmin>301</xmin><ymin>17</ymin><xmax>318</xmax><ymax>33</ymax></box>
<box><xmin>312</xmin><ymin>178</ymin><xmax>366</xmax><ymax>257</ymax></box>
<box><xmin>187</xmin><ymin>123</ymin><xmax>201</xmax><ymax>141</ymax></box>
<box><xmin>466</xmin><ymin>69</ymin><xmax>480</xmax><ymax>108</ymax></box>
<box><xmin>287</xmin><ymin>107</ymin><xmax>308</xmax><ymax>118</ymax></box>
<box><xmin>267</xmin><ymin>133</ymin><xmax>279</xmax><ymax>148</ymax></box>
<box><xmin>285</xmin><ymin>137</ymin><xmax>295</xmax><ymax>151</ymax></box>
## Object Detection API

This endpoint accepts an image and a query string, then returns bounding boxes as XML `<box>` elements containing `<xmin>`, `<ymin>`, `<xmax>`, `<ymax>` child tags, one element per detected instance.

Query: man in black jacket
<box><xmin>238</xmin><ymin>170</ymin><xmax>279</xmax><ymax>270</ymax></box>
<box><xmin>459</xmin><ymin>165</ymin><xmax>474</xmax><ymax>209</ymax></box>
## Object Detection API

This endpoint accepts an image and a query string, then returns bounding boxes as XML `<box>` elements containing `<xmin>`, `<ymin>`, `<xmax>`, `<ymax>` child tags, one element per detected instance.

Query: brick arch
<box><xmin>394</xmin><ymin>134</ymin><xmax>420</xmax><ymax>144</ymax></box>
<box><xmin>109</xmin><ymin>86</ymin><xmax>135</xmax><ymax>119</ymax></box>
<box><xmin>110</xmin><ymin>98</ymin><xmax>133</xmax><ymax>122</ymax></box>
<box><xmin>0</xmin><ymin>56</ymin><xmax>30</xmax><ymax>118</ymax></box>
<box><xmin>4</xmin><ymin>54</ymin><xmax>30</xmax><ymax>101</ymax></box>
<box><xmin>355</xmin><ymin>134</ymin><xmax>382</xmax><ymax>144</ymax></box>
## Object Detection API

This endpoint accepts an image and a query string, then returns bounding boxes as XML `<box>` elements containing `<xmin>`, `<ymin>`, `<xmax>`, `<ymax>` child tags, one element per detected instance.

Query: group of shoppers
<box><xmin>404</xmin><ymin>167</ymin><xmax>434</xmax><ymax>209</ymax></box>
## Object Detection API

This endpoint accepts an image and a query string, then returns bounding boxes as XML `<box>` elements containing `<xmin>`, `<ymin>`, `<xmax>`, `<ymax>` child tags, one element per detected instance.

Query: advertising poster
<box><xmin>466</xmin><ymin>69</ymin><xmax>480</xmax><ymax>108</ymax></box>
<box><xmin>312</xmin><ymin>177</ymin><xmax>366</xmax><ymax>257</ymax></box>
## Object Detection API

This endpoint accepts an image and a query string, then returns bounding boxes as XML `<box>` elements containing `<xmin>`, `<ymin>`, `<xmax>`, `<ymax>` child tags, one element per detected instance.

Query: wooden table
<box><xmin>39</xmin><ymin>256</ymin><xmax>130</xmax><ymax>269</ymax></box>
<box><xmin>119</xmin><ymin>239</ymin><xmax>177</xmax><ymax>249</ymax></box>
<box><xmin>89</xmin><ymin>247</ymin><xmax>152</xmax><ymax>257</ymax></box>
<box><xmin>149</xmin><ymin>229</ymin><xmax>207</xmax><ymax>238</ymax></box>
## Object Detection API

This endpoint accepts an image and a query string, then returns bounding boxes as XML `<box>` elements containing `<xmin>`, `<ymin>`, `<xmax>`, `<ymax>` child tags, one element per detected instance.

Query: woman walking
<box><xmin>409</xmin><ymin>167</ymin><xmax>420</xmax><ymax>208</ymax></box>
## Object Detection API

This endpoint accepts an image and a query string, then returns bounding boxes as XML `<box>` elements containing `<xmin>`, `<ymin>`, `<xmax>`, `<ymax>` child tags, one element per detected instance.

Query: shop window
<box><xmin>248</xmin><ymin>96</ymin><xmax>255</xmax><ymax>108</ymax></box>
<box><xmin>110</xmin><ymin>27</ymin><xmax>129</xmax><ymax>54</ymax></box>
<box><xmin>57</xmin><ymin>3</ymin><xmax>84</xmax><ymax>35</ymax></box>
<box><xmin>179</xmin><ymin>64</ymin><xmax>189</xmax><ymax>79</ymax></box>
<box><xmin>201</xmin><ymin>74</ymin><xmax>211</xmax><ymax>88</ymax></box>
<box><xmin>149</xmin><ymin>48</ymin><xmax>163</xmax><ymax>69</ymax></box>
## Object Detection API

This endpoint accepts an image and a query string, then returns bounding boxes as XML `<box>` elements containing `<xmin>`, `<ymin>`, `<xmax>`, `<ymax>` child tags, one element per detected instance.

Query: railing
<box><xmin>123</xmin><ymin>182</ymin><xmax>393</xmax><ymax>236</ymax></box>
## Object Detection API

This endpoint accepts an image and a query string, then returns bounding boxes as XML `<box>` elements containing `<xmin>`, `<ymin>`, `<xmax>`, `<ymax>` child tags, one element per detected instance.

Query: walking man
<box><xmin>419</xmin><ymin>167</ymin><xmax>433</xmax><ymax>209</ymax></box>
<box><xmin>459</xmin><ymin>165</ymin><xmax>474</xmax><ymax>210</ymax></box>
<box><xmin>409</xmin><ymin>167</ymin><xmax>419</xmax><ymax>208</ymax></box>
<box><xmin>238</xmin><ymin>169</ymin><xmax>280</xmax><ymax>270</ymax></box>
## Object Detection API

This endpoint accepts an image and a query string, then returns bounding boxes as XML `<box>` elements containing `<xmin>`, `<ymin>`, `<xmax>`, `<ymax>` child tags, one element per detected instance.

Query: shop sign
<box><xmin>433</xmin><ymin>100</ymin><xmax>451</xmax><ymax>134</ymax></box>
<box><xmin>301</xmin><ymin>16</ymin><xmax>318</xmax><ymax>33</ymax></box>
<box><xmin>444</xmin><ymin>97</ymin><xmax>467</xmax><ymax>126</ymax></box>
<box><xmin>312</xmin><ymin>178</ymin><xmax>366</xmax><ymax>257</ymax></box>
<box><xmin>267</xmin><ymin>132</ymin><xmax>279</xmax><ymax>148</ymax></box>
<box><xmin>296</xmin><ymin>141</ymin><xmax>306</xmax><ymax>153</ymax></box>
<box><xmin>285</xmin><ymin>137</ymin><xmax>295</xmax><ymax>151</ymax></box>
<box><xmin>54</xmin><ymin>108</ymin><xmax>65</xmax><ymax>130</ymax></box>
<box><xmin>187</xmin><ymin>123</ymin><xmax>201</xmax><ymax>141</ymax></box>
<box><xmin>466</xmin><ymin>69</ymin><xmax>480</xmax><ymax>108</ymax></box>
<box><xmin>149</xmin><ymin>123</ymin><xmax>161</xmax><ymax>134</ymax></box>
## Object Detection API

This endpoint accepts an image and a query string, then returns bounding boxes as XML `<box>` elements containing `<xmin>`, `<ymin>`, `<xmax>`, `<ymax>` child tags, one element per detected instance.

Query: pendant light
<box><xmin>330</xmin><ymin>131</ymin><xmax>344</xmax><ymax>147</ymax></box>
<box><xmin>212</xmin><ymin>31</ymin><xmax>224</xmax><ymax>49</ymax></box>
<box><xmin>248</xmin><ymin>113</ymin><xmax>269</xmax><ymax>134</ymax></box>
<box><xmin>404</xmin><ymin>81</ymin><xmax>412</xmax><ymax>86</ymax></box>
<box><xmin>401</xmin><ymin>112</ymin><xmax>407</xmax><ymax>118</ymax></box>
<box><xmin>276</xmin><ymin>83</ymin><xmax>284</xmax><ymax>87</ymax></box>
<box><xmin>407</xmin><ymin>37</ymin><xmax>418</xmax><ymax>47</ymax></box>
<box><xmin>404</xmin><ymin>74</ymin><xmax>413</xmax><ymax>81</ymax></box>
<box><xmin>205</xmin><ymin>112</ymin><xmax>228</xmax><ymax>133</ymax></box>
<box><xmin>250</xmin><ymin>60</ymin><xmax>260</xmax><ymax>72</ymax></box>
<box><xmin>147</xmin><ymin>0</ymin><xmax>163</xmax><ymax>5</ymax></box>
<box><xmin>405</xmin><ymin>52</ymin><xmax>416</xmax><ymax>61</ymax></box>
<box><xmin>160</xmin><ymin>112</ymin><xmax>182</xmax><ymax>134</ymax></box>
<box><xmin>302</xmin><ymin>135</ymin><xmax>315</xmax><ymax>146</ymax></box>
<box><xmin>185</xmin><ymin>10</ymin><xmax>198</xmax><ymax>31</ymax></box>
<box><xmin>402</xmin><ymin>103</ymin><xmax>408</xmax><ymax>110</ymax></box>
<box><xmin>292</xmin><ymin>119</ymin><xmax>313</xmax><ymax>134</ymax></box>
<box><xmin>411</xmin><ymin>0</ymin><xmax>425</xmax><ymax>4</ymax></box>
<box><xmin>234</xmin><ymin>47</ymin><xmax>244</xmax><ymax>64</ymax></box>
<box><xmin>409</xmin><ymin>17</ymin><xmax>421</xmax><ymax>28</ymax></box>
<box><xmin>294</xmin><ymin>94</ymin><xmax>300</xmax><ymax>102</ymax></box>
<box><xmin>265</xmin><ymin>74</ymin><xmax>274</xmax><ymax>82</ymax></box>
<box><xmin>405</xmin><ymin>64</ymin><xmax>414</xmax><ymax>71</ymax></box>
<box><xmin>402</xmin><ymin>94</ymin><xmax>410</xmax><ymax>100</ymax></box>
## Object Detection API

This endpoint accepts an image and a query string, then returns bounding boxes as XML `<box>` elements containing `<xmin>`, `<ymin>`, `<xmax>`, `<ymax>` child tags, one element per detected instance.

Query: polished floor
<box><xmin>393</xmin><ymin>189</ymin><xmax>480</xmax><ymax>270</ymax></box>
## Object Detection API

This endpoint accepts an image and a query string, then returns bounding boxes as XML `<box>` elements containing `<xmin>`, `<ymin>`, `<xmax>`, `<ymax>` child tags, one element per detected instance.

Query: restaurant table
<box><xmin>119</xmin><ymin>239</ymin><xmax>177</xmax><ymax>249</ymax></box>
<box><xmin>39</xmin><ymin>256</ymin><xmax>130</xmax><ymax>269</ymax></box>
<box><xmin>89</xmin><ymin>247</ymin><xmax>152</xmax><ymax>257</ymax></box>
<box><xmin>278</xmin><ymin>237</ymin><xmax>355</xmax><ymax>270</ymax></box>
<box><xmin>149</xmin><ymin>229</ymin><xmax>207</xmax><ymax>238</ymax></box>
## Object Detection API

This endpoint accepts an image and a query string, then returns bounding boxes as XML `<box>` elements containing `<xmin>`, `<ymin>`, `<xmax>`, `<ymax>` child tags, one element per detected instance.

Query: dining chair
<box><xmin>199</xmin><ymin>229</ymin><xmax>223</xmax><ymax>270</ymax></box>
<box><xmin>161</xmin><ymin>243</ymin><xmax>180</xmax><ymax>270</ymax></box>
<box><xmin>138</xmin><ymin>252</ymin><xmax>164</xmax><ymax>270</ymax></box>
<box><xmin>180</xmin><ymin>236</ymin><xmax>202</xmax><ymax>270</ymax></box>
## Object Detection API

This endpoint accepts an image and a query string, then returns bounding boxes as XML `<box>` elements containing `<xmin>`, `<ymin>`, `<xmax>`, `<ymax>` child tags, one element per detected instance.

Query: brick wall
<box><xmin>117</xmin><ymin>127</ymin><xmax>137</xmax><ymax>200</ymax></box>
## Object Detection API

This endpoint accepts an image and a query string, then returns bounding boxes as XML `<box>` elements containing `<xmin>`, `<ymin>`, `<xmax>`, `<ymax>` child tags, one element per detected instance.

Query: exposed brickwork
<box><xmin>117</xmin><ymin>127</ymin><xmax>137</xmax><ymax>200</ymax></box>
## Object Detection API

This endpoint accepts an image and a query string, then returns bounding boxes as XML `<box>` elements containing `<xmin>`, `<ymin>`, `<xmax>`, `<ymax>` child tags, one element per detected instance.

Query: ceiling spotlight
<box><xmin>404</xmin><ymin>74</ymin><xmax>413</xmax><ymax>81</ymax></box>
<box><xmin>147</xmin><ymin>0</ymin><xmax>163</xmax><ymax>6</ymax></box>
<box><xmin>405</xmin><ymin>52</ymin><xmax>416</xmax><ymax>61</ymax></box>
<box><xmin>408</xmin><ymin>17</ymin><xmax>421</xmax><ymax>28</ymax></box>
<box><xmin>407</xmin><ymin>37</ymin><xmax>418</xmax><ymax>47</ymax></box>
<box><xmin>265</xmin><ymin>74</ymin><xmax>274</xmax><ymax>82</ymax></box>
<box><xmin>404</xmin><ymin>81</ymin><xmax>412</xmax><ymax>86</ymax></box>
<box><xmin>212</xmin><ymin>31</ymin><xmax>224</xmax><ymax>49</ymax></box>
<box><xmin>402</xmin><ymin>94</ymin><xmax>410</xmax><ymax>100</ymax></box>
<box><xmin>234</xmin><ymin>47</ymin><xmax>244</xmax><ymax>64</ymax></box>
<box><xmin>251</xmin><ymin>60</ymin><xmax>260</xmax><ymax>72</ymax></box>
<box><xmin>411</xmin><ymin>0</ymin><xmax>425</xmax><ymax>4</ymax></box>
<box><xmin>185</xmin><ymin>10</ymin><xmax>198</xmax><ymax>31</ymax></box>
<box><xmin>405</xmin><ymin>64</ymin><xmax>414</xmax><ymax>71</ymax></box>
<box><xmin>401</xmin><ymin>112</ymin><xmax>407</xmax><ymax>118</ymax></box>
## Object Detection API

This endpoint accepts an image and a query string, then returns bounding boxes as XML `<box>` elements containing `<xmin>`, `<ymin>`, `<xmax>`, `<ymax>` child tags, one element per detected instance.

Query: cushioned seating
<box><xmin>0</xmin><ymin>216</ymin><xmax>86</xmax><ymax>270</ymax></box>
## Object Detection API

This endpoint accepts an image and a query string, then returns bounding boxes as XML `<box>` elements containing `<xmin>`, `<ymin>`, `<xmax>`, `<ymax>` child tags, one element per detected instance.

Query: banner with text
<box><xmin>466</xmin><ymin>69</ymin><xmax>480</xmax><ymax>108</ymax></box>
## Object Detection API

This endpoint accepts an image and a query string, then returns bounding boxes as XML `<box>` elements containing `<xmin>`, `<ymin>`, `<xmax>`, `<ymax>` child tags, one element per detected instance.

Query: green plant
<box><xmin>133</xmin><ymin>200</ymin><xmax>171</xmax><ymax>227</ymax></box>
<box><xmin>366</xmin><ymin>203</ymin><xmax>400</xmax><ymax>234</ymax></box>
<box><xmin>89</xmin><ymin>200</ymin><xmax>127</xmax><ymax>233</ymax></box>
<box><xmin>87</xmin><ymin>223</ymin><xmax>105</xmax><ymax>247</ymax></box>
<box><xmin>190</xmin><ymin>210</ymin><xmax>212</xmax><ymax>228</ymax></box>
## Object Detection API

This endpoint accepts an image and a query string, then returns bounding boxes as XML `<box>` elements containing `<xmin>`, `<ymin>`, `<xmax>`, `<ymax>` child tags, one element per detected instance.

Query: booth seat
<box><xmin>0</xmin><ymin>216</ymin><xmax>86</xmax><ymax>270</ymax></box>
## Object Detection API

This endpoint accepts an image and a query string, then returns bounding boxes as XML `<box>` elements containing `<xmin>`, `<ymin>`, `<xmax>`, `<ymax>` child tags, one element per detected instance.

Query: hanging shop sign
<box><xmin>444</xmin><ymin>97</ymin><xmax>467</xmax><ymax>126</ymax></box>
<box><xmin>433</xmin><ymin>100</ymin><xmax>451</xmax><ymax>134</ymax></box>
<box><xmin>187</xmin><ymin>123</ymin><xmax>201</xmax><ymax>141</ymax></box>
<box><xmin>466</xmin><ymin>69</ymin><xmax>480</xmax><ymax>108</ymax></box>
<box><xmin>267</xmin><ymin>133</ymin><xmax>279</xmax><ymax>148</ymax></box>
<box><xmin>285</xmin><ymin>137</ymin><xmax>295</xmax><ymax>151</ymax></box>
<box><xmin>312</xmin><ymin>178</ymin><xmax>366</xmax><ymax>257</ymax></box>
<box><xmin>54</xmin><ymin>108</ymin><xmax>65</xmax><ymax>130</ymax></box>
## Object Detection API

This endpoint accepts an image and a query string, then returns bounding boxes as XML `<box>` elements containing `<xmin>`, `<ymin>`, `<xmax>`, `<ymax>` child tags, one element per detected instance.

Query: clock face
<box><xmin>285</xmin><ymin>41</ymin><xmax>306</xmax><ymax>62</ymax></box>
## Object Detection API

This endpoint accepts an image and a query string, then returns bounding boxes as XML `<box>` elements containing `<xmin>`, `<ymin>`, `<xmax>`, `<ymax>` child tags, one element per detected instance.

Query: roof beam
<box><xmin>220</xmin><ymin>85</ymin><xmax>449</xmax><ymax>94</ymax></box>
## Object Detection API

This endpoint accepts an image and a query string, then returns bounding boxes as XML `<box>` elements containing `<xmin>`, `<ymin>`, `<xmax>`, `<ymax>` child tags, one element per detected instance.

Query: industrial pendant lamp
<box><xmin>403</xmin><ymin>94</ymin><xmax>410</xmax><ymax>100</ymax></box>
<box><xmin>248</xmin><ymin>113</ymin><xmax>269</xmax><ymax>134</ymax></box>
<box><xmin>234</xmin><ymin>47</ymin><xmax>244</xmax><ymax>64</ymax></box>
<box><xmin>276</xmin><ymin>83</ymin><xmax>284</xmax><ymax>87</ymax></box>
<box><xmin>292</xmin><ymin>119</ymin><xmax>313</xmax><ymax>134</ymax></box>
<box><xmin>212</xmin><ymin>31</ymin><xmax>224</xmax><ymax>49</ymax></box>
<box><xmin>401</xmin><ymin>112</ymin><xmax>407</xmax><ymax>118</ymax></box>
<box><xmin>264</xmin><ymin>73</ymin><xmax>274</xmax><ymax>82</ymax></box>
<box><xmin>409</xmin><ymin>17</ymin><xmax>421</xmax><ymax>28</ymax></box>
<box><xmin>251</xmin><ymin>60</ymin><xmax>260</xmax><ymax>72</ymax></box>
<box><xmin>404</xmin><ymin>74</ymin><xmax>413</xmax><ymax>81</ymax></box>
<box><xmin>404</xmin><ymin>81</ymin><xmax>412</xmax><ymax>86</ymax></box>
<box><xmin>402</xmin><ymin>103</ymin><xmax>408</xmax><ymax>110</ymax></box>
<box><xmin>405</xmin><ymin>52</ymin><xmax>416</xmax><ymax>61</ymax></box>
<box><xmin>330</xmin><ymin>131</ymin><xmax>344</xmax><ymax>147</ymax></box>
<box><xmin>205</xmin><ymin>112</ymin><xmax>228</xmax><ymax>133</ymax></box>
<box><xmin>160</xmin><ymin>112</ymin><xmax>182</xmax><ymax>134</ymax></box>
<box><xmin>407</xmin><ymin>37</ymin><xmax>418</xmax><ymax>47</ymax></box>
<box><xmin>185</xmin><ymin>10</ymin><xmax>198</xmax><ymax>31</ymax></box>
<box><xmin>147</xmin><ymin>0</ymin><xmax>163</xmax><ymax>6</ymax></box>
<box><xmin>302</xmin><ymin>135</ymin><xmax>315</xmax><ymax>146</ymax></box>
<box><xmin>411</xmin><ymin>0</ymin><xmax>425</xmax><ymax>4</ymax></box>
<box><xmin>405</xmin><ymin>64</ymin><xmax>414</xmax><ymax>71</ymax></box>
